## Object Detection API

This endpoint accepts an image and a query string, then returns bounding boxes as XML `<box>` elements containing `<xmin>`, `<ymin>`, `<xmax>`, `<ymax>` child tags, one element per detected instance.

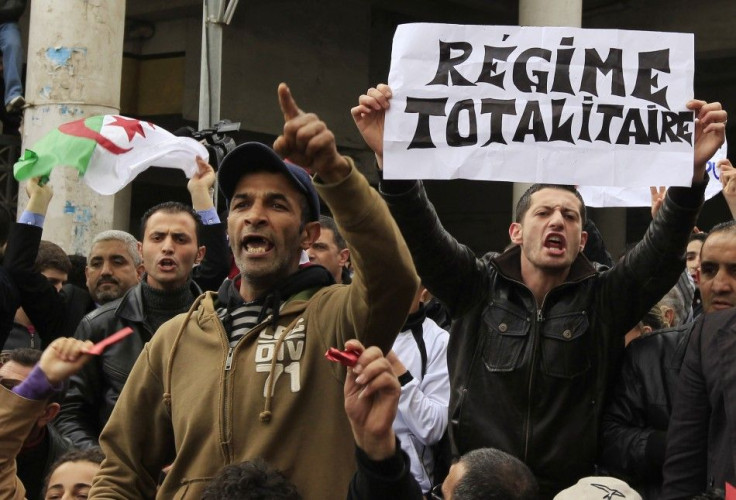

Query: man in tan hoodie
<box><xmin>88</xmin><ymin>84</ymin><xmax>418</xmax><ymax>499</ymax></box>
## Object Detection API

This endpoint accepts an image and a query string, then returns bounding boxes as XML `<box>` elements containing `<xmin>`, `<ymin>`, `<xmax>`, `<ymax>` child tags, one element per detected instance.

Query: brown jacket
<box><xmin>0</xmin><ymin>386</ymin><xmax>47</xmax><ymax>500</ymax></box>
<box><xmin>89</xmin><ymin>164</ymin><xmax>419</xmax><ymax>499</ymax></box>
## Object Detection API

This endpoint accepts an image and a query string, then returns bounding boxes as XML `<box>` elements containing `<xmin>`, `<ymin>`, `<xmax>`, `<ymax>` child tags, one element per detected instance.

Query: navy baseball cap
<box><xmin>217</xmin><ymin>142</ymin><xmax>320</xmax><ymax>222</ymax></box>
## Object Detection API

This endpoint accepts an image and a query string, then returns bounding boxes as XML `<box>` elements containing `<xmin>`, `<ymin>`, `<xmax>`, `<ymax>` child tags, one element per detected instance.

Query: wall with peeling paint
<box><xmin>20</xmin><ymin>0</ymin><xmax>127</xmax><ymax>255</ymax></box>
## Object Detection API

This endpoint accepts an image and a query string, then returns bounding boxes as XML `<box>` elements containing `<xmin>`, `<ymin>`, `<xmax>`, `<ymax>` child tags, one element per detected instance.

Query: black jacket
<box><xmin>347</xmin><ymin>442</ymin><xmax>423</xmax><ymax>500</ymax></box>
<box><xmin>661</xmin><ymin>309</ymin><xmax>736</xmax><ymax>498</ymax></box>
<box><xmin>16</xmin><ymin>423</ymin><xmax>72</xmax><ymax>500</ymax></box>
<box><xmin>55</xmin><ymin>280</ymin><xmax>201</xmax><ymax>449</ymax></box>
<box><xmin>2</xmin><ymin>223</ymin><xmax>66</xmax><ymax>350</ymax></box>
<box><xmin>381</xmin><ymin>179</ymin><xmax>704</xmax><ymax>497</ymax></box>
<box><xmin>0</xmin><ymin>0</ymin><xmax>26</xmax><ymax>23</ymax></box>
<box><xmin>599</xmin><ymin>322</ymin><xmax>693</xmax><ymax>499</ymax></box>
<box><xmin>0</xmin><ymin>266</ymin><xmax>19</xmax><ymax>348</ymax></box>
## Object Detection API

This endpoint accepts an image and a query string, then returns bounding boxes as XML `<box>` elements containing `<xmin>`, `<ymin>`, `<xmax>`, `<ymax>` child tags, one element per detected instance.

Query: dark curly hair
<box><xmin>44</xmin><ymin>447</ymin><xmax>104</xmax><ymax>495</ymax></box>
<box><xmin>202</xmin><ymin>458</ymin><xmax>301</xmax><ymax>500</ymax></box>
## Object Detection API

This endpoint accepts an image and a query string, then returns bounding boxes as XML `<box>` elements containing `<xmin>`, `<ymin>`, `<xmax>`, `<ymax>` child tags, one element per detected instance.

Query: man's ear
<box><xmin>694</xmin><ymin>268</ymin><xmax>701</xmax><ymax>285</ymax></box>
<box><xmin>509</xmin><ymin>222</ymin><xmax>523</xmax><ymax>245</ymax></box>
<box><xmin>662</xmin><ymin>306</ymin><xmax>675</xmax><ymax>327</ymax></box>
<box><xmin>580</xmin><ymin>230</ymin><xmax>588</xmax><ymax>251</ymax></box>
<box><xmin>337</xmin><ymin>248</ymin><xmax>350</xmax><ymax>267</ymax></box>
<box><xmin>301</xmin><ymin>221</ymin><xmax>321</xmax><ymax>249</ymax></box>
<box><xmin>37</xmin><ymin>402</ymin><xmax>60</xmax><ymax>427</ymax></box>
<box><xmin>195</xmin><ymin>246</ymin><xmax>206</xmax><ymax>265</ymax></box>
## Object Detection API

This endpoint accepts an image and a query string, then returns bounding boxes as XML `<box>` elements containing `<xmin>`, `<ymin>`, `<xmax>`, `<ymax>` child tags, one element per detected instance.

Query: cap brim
<box><xmin>218</xmin><ymin>142</ymin><xmax>293</xmax><ymax>202</ymax></box>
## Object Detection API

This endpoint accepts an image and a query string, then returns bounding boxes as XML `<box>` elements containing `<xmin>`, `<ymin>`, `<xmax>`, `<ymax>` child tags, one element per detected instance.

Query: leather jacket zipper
<box><xmin>524</xmin><ymin>307</ymin><xmax>543</xmax><ymax>461</ymax></box>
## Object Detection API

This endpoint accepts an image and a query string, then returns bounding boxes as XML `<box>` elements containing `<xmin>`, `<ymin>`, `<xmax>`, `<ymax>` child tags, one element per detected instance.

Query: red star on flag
<box><xmin>108</xmin><ymin>116</ymin><xmax>147</xmax><ymax>141</ymax></box>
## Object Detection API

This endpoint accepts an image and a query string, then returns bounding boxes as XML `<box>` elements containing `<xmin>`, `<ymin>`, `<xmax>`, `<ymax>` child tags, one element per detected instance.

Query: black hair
<box><xmin>44</xmin><ymin>447</ymin><xmax>105</xmax><ymax>495</ymax></box>
<box><xmin>202</xmin><ymin>458</ymin><xmax>301</xmax><ymax>500</ymax></box>
<box><xmin>515</xmin><ymin>184</ymin><xmax>586</xmax><ymax>225</ymax></box>
<box><xmin>35</xmin><ymin>240</ymin><xmax>72</xmax><ymax>274</ymax></box>
<box><xmin>2</xmin><ymin>346</ymin><xmax>41</xmax><ymax>367</ymax></box>
<box><xmin>1</xmin><ymin>348</ymin><xmax>65</xmax><ymax>404</ymax></box>
<box><xmin>66</xmin><ymin>254</ymin><xmax>88</xmax><ymax>289</ymax></box>
<box><xmin>688</xmin><ymin>232</ymin><xmax>708</xmax><ymax>243</ymax></box>
<box><xmin>453</xmin><ymin>448</ymin><xmax>538</xmax><ymax>500</ymax></box>
<box><xmin>707</xmin><ymin>220</ymin><xmax>736</xmax><ymax>239</ymax></box>
<box><xmin>140</xmin><ymin>201</ymin><xmax>204</xmax><ymax>246</ymax></box>
<box><xmin>318</xmin><ymin>215</ymin><xmax>346</xmax><ymax>250</ymax></box>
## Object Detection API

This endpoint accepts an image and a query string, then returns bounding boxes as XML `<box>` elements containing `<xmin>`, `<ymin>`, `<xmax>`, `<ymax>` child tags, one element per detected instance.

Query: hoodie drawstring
<box><xmin>163</xmin><ymin>293</ymin><xmax>206</xmax><ymax>414</ymax></box>
<box><xmin>259</xmin><ymin>313</ymin><xmax>300</xmax><ymax>423</ymax></box>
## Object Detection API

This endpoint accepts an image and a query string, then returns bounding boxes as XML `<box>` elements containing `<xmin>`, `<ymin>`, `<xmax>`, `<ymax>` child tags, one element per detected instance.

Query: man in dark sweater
<box><xmin>55</xmin><ymin>157</ymin><xmax>229</xmax><ymax>449</ymax></box>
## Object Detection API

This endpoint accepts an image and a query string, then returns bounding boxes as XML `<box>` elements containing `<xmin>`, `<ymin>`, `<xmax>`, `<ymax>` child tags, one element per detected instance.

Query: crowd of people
<box><xmin>0</xmin><ymin>77</ymin><xmax>732</xmax><ymax>500</ymax></box>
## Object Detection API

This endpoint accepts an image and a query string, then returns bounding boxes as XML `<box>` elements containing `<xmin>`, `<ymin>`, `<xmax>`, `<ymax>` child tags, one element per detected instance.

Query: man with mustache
<box><xmin>600</xmin><ymin>220</ymin><xmax>736</xmax><ymax>497</ymax></box>
<box><xmin>83</xmin><ymin>230</ymin><xmax>142</xmax><ymax>306</ymax></box>
<box><xmin>352</xmin><ymin>84</ymin><xmax>726</xmax><ymax>496</ymax></box>
<box><xmin>55</xmin><ymin>157</ymin><xmax>229</xmax><ymax>449</ymax></box>
<box><xmin>88</xmin><ymin>84</ymin><xmax>417</xmax><ymax>499</ymax></box>
<box><xmin>661</xmin><ymin>220</ymin><xmax>736</xmax><ymax>497</ymax></box>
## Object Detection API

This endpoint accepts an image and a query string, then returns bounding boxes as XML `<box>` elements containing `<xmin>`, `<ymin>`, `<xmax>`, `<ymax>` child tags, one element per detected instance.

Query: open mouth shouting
<box><xmin>157</xmin><ymin>257</ymin><xmax>178</xmax><ymax>271</ymax></box>
<box><xmin>242</xmin><ymin>235</ymin><xmax>274</xmax><ymax>256</ymax></box>
<box><xmin>544</xmin><ymin>233</ymin><xmax>567</xmax><ymax>255</ymax></box>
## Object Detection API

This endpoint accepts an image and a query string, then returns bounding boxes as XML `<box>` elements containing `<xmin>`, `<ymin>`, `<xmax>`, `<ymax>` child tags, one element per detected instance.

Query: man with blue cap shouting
<box><xmin>89</xmin><ymin>84</ymin><xmax>419</xmax><ymax>499</ymax></box>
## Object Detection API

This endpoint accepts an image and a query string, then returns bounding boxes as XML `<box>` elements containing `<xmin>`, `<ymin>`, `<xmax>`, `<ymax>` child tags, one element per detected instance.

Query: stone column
<box><xmin>513</xmin><ymin>0</ymin><xmax>583</xmax><ymax>220</ymax></box>
<box><xmin>20</xmin><ymin>0</ymin><xmax>127</xmax><ymax>255</ymax></box>
<box><xmin>514</xmin><ymin>0</ymin><xmax>625</xmax><ymax>260</ymax></box>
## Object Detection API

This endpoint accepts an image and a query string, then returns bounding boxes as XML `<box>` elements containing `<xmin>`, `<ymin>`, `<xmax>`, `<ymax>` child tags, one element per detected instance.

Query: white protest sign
<box><xmin>384</xmin><ymin>24</ymin><xmax>695</xmax><ymax>187</ymax></box>
<box><xmin>578</xmin><ymin>139</ymin><xmax>728</xmax><ymax>206</ymax></box>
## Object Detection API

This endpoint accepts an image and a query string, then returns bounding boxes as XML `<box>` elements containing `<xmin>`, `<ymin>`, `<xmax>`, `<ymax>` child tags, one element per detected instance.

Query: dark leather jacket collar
<box><xmin>491</xmin><ymin>244</ymin><xmax>598</xmax><ymax>285</ymax></box>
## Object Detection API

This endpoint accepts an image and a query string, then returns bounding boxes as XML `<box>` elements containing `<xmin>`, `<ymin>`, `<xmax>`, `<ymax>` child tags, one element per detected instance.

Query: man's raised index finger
<box><xmin>278</xmin><ymin>82</ymin><xmax>302</xmax><ymax>121</ymax></box>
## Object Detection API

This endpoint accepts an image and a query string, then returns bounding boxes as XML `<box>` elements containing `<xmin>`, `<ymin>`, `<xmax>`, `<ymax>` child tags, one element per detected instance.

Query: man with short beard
<box><xmin>89</xmin><ymin>84</ymin><xmax>417</xmax><ymax>499</ymax></box>
<box><xmin>84</xmin><ymin>230</ymin><xmax>142</xmax><ymax>306</ymax></box>
<box><xmin>55</xmin><ymin>157</ymin><xmax>229</xmax><ymax>450</ymax></box>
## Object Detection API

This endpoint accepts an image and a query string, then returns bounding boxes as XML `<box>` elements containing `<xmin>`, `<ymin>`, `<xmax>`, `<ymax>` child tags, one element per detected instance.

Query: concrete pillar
<box><xmin>198</xmin><ymin>0</ymin><xmax>223</xmax><ymax>129</ymax></box>
<box><xmin>519</xmin><ymin>0</ymin><xmax>582</xmax><ymax>27</ymax></box>
<box><xmin>512</xmin><ymin>0</ymin><xmax>582</xmax><ymax>221</ymax></box>
<box><xmin>514</xmin><ymin>0</ymin><xmax>628</xmax><ymax>261</ymax></box>
<box><xmin>511</xmin><ymin>0</ymin><xmax>626</xmax><ymax>255</ymax></box>
<box><xmin>20</xmin><ymin>0</ymin><xmax>127</xmax><ymax>255</ymax></box>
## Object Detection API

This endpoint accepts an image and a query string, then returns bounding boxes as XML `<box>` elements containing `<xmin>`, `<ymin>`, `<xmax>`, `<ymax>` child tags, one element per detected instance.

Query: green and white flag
<box><xmin>14</xmin><ymin>115</ymin><xmax>208</xmax><ymax>195</ymax></box>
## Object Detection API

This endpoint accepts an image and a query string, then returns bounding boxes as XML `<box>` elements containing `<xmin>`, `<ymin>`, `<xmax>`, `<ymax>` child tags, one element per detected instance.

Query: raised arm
<box><xmin>0</xmin><ymin>337</ymin><xmax>92</xmax><ymax>500</ymax></box>
<box><xmin>717</xmin><ymin>158</ymin><xmax>736</xmax><ymax>220</ymax></box>
<box><xmin>275</xmin><ymin>83</ymin><xmax>418</xmax><ymax>353</ymax></box>
<box><xmin>344</xmin><ymin>339</ymin><xmax>423</xmax><ymax>500</ymax></box>
<box><xmin>352</xmin><ymin>84</ymin><xmax>489</xmax><ymax>318</ymax></box>
<box><xmin>597</xmin><ymin>99</ymin><xmax>726</xmax><ymax>336</ymax></box>
<box><xmin>3</xmin><ymin>178</ymin><xmax>67</xmax><ymax>346</ymax></box>
<box><xmin>188</xmin><ymin>157</ymin><xmax>230</xmax><ymax>292</ymax></box>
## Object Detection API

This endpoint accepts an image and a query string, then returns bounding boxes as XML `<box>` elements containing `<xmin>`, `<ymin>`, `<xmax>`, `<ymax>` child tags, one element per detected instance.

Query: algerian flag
<box><xmin>14</xmin><ymin>115</ymin><xmax>209</xmax><ymax>195</ymax></box>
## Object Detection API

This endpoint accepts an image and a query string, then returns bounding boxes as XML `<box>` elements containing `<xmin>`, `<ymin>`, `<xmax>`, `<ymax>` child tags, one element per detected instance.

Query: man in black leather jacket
<box><xmin>55</xmin><ymin>158</ymin><xmax>229</xmax><ymax>449</ymax></box>
<box><xmin>600</xmin><ymin>221</ymin><xmax>736</xmax><ymax>498</ymax></box>
<box><xmin>351</xmin><ymin>84</ymin><xmax>726</xmax><ymax>496</ymax></box>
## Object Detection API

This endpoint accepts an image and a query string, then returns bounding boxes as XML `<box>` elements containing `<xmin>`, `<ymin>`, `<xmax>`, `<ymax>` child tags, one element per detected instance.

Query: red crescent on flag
<box><xmin>59</xmin><ymin>119</ymin><xmax>133</xmax><ymax>155</ymax></box>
